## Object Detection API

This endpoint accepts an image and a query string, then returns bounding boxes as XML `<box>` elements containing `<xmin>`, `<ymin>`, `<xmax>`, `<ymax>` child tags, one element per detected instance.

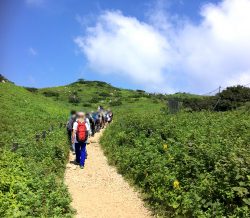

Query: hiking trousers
<box><xmin>75</xmin><ymin>142</ymin><xmax>86</xmax><ymax>167</ymax></box>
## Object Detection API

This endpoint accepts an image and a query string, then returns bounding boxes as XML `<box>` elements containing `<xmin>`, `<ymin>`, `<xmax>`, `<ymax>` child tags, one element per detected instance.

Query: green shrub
<box><xmin>82</xmin><ymin>102</ymin><xmax>92</xmax><ymax>107</ymax></box>
<box><xmin>99</xmin><ymin>92</ymin><xmax>111</xmax><ymax>97</ymax></box>
<box><xmin>24</xmin><ymin>87</ymin><xmax>38</xmax><ymax>93</ymax></box>
<box><xmin>109</xmin><ymin>100</ymin><xmax>122</xmax><ymax>106</ymax></box>
<box><xmin>215</xmin><ymin>86</ymin><xmax>250</xmax><ymax>111</ymax></box>
<box><xmin>183</xmin><ymin>86</ymin><xmax>250</xmax><ymax>112</ymax></box>
<box><xmin>43</xmin><ymin>91</ymin><xmax>59</xmax><ymax>98</ymax></box>
<box><xmin>68</xmin><ymin>94</ymin><xmax>80</xmax><ymax>104</ymax></box>
<box><xmin>89</xmin><ymin>96</ymin><xmax>101</xmax><ymax>103</ymax></box>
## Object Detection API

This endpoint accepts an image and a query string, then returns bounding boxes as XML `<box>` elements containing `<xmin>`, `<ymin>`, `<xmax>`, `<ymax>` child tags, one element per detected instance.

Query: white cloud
<box><xmin>29</xmin><ymin>47</ymin><xmax>38</xmax><ymax>56</ymax></box>
<box><xmin>75</xmin><ymin>0</ymin><xmax>250</xmax><ymax>93</ymax></box>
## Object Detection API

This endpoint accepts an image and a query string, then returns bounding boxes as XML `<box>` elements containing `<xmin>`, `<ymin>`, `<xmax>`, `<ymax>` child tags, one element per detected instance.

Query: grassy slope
<box><xmin>37</xmin><ymin>80</ymin><xmax>166</xmax><ymax>113</ymax></box>
<box><xmin>100</xmin><ymin>108</ymin><xmax>250</xmax><ymax>217</ymax></box>
<box><xmin>0</xmin><ymin>78</ymin><xmax>217</xmax><ymax>217</ymax></box>
<box><xmin>0</xmin><ymin>79</ymin><xmax>165</xmax><ymax>217</ymax></box>
<box><xmin>0</xmin><ymin>82</ymin><xmax>73</xmax><ymax>217</ymax></box>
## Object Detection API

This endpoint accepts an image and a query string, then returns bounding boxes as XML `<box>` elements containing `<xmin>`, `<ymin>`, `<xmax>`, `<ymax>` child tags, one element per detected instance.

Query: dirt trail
<box><xmin>64</xmin><ymin>129</ymin><xmax>152</xmax><ymax>218</ymax></box>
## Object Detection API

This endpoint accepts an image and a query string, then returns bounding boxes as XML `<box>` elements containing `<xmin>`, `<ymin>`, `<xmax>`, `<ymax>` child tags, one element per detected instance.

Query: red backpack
<box><xmin>76</xmin><ymin>121</ymin><xmax>88</xmax><ymax>142</ymax></box>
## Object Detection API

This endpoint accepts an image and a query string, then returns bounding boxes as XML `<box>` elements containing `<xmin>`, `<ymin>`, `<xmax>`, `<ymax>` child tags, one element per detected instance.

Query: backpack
<box><xmin>67</xmin><ymin>117</ymin><xmax>75</xmax><ymax>132</ymax></box>
<box><xmin>76</xmin><ymin>121</ymin><xmax>88</xmax><ymax>142</ymax></box>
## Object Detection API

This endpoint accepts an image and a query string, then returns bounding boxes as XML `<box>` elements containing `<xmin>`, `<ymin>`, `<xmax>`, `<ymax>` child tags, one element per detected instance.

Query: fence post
<box><xmin>35</xmin><ymin>134</ymin><xmax>40</xmax><ymax>142</ymax></box>
<box><xmin>42</xmin><ymin>131</ymin><xmax>46</xmax><ymax>139</ymax></box>
<box><xmin>11</xmin><ymin>142</ymin><xmax>19</xmax><ymax>152</ymax></box>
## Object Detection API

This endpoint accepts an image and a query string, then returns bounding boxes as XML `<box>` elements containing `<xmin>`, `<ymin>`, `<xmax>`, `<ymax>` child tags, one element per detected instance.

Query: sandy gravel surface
<box><xmin>64</xmin><ymin>129</ymin><xmax>152</xmax><ymax>218</ymax></box>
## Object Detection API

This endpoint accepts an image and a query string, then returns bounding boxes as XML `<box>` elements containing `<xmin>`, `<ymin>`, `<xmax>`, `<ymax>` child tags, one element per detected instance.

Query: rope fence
<box><xmin>11</xmin><ymin>122</ymin><xmax>65</xmax><ymax>152</ymax></box>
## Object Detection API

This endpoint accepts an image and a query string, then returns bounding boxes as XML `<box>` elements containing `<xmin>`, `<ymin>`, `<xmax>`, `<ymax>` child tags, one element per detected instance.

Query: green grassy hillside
<box><xmin>36</xmin><ymin>79</ymin><xmax>166</xmax><ymax>112</ymax></box>
<box><xmin>0</xmin><ymin>82</ymin><xmax>73</xmax><ymax>217</ymax></box>
<box><xmin>0</xmin><ymin>78</ymin><xmax>165</xmax><ymax>217</ymax></box>
<box><xmin>101</xmin><ymin>107</ymin><xmax>250</xmax><ymax>217</ymax></box>
<box><xmin>2</xmin><ymin>77</ymin><xmax>249</xmax><ymax>218</ymax></box>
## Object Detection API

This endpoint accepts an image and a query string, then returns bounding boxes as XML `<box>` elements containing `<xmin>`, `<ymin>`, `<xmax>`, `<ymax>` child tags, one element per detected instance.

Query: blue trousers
<box><xmin>75</xmin><ymin>142</ymin><xmax>86</xmax><ymax>166</ymax></box>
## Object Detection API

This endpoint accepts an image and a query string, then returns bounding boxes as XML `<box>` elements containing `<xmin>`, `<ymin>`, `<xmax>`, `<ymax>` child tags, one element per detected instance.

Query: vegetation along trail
<box><xmin>64</xmin><ymin>129</ymin><xmax>152</xmax><ymax>218</ymax></box>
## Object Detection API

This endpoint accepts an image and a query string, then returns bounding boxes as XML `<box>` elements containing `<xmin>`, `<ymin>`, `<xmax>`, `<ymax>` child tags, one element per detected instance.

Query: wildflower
<box><xmin>163</xmin><ymin>144</ymin><xmax>168</xmax><ymax>150</ymax></box>
<box><xmin>173</xmin><ymin>180</ymin><xmax>180</xmax><ymax>189</ymax></box>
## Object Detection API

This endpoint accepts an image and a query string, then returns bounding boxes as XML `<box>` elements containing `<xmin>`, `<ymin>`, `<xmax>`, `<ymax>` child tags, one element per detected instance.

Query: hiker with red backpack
<box><xmin>71</xmin><ymin>112</ymin><xmax>89</xmax><ymax>169</ymax></box>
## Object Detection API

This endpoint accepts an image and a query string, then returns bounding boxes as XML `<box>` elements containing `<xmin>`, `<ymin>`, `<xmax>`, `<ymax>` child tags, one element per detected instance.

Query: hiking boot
<box><xmin>80</xmin><ymin>166</ymin><xmax>84</xmax><ymax>169</ymax></box>
<box><xmin>74</xmin><ymin>160</ymin><xmax>80</xmax><ymax>165</ymax></box>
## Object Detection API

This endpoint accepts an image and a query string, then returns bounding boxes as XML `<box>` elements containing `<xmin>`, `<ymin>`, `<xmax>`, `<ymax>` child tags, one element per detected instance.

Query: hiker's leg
<box><xmin>75</xmin><ymin>143</ymin><xmax>80</xmax><ymax>163</ymax></box>
<box><xmin>67</xmin><ymin>130</ymin><xmax>71</xmax><ymax>143</ymax></box>
<box><xmin>72</xmin><ymin>143</ymin><xmax>75</xmax><ymax>153</ymax></box>
<box><xmin>80</xmin><ymin>143</ymin><xmax>86</xmax><ymax>166</ymax></box>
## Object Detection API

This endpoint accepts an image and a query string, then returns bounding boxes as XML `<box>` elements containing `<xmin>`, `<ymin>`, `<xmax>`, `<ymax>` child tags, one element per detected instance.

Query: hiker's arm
<box><xmin>71</xmin><ymin>130</ymin><xmax>75</xmax><ymax>144</ymax></box>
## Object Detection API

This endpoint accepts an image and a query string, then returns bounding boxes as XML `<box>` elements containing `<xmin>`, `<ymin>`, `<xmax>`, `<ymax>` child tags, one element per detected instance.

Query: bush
<box><xmin>76</xmin><ymin>79</ymin><xmax>85</xmax><ymax>84</ymax></box>
<box><xmin>68</xmin><ymin>94</ymin><xmax>80</xmax><ymax>104</ymax></box>
<box><xmin>24</xmin><ymin>87</ymin><xmax>38</xmax><ymax>93</ymax></box>
<box><xmin>183</xmin><ymin>86</ymin><xmax>250</xmax><ymax>112</ymax></box>
<box><xmin>89</xmin><ymin>96</ymin><xmax>101</xmax><ymax>103</ymax></box>
<box><xmin>109</xmin><ymin>100</ymin><xmax>122</xmax><ymax>106</ymax></box>
<box><xmin>43</xmin><ymin>91</ymin><xmax>59</xmax><ymax>98</ymax></box>
<box><xmin>136</xmin><ymin>89</ymin><xmax>145</xmax><ymax>93</ymax></box>
<box><xmin>215</xmin><ymin>85</ymin><xmax>250</xmax><ymax>111</ymax></box>
<box><xmin>99</xmin><ymin>92</ymin><xmax>111</xmax><ymax>97</ymax></box>
<box><xmin>183</xmin><ymin>97</ymin><xmax>217</xmax><ymax>111</ymax></box>
<box><xmin>82</xmin><ymin>102</ymin><xmax>92</xmax><ymax>107</ymax></box>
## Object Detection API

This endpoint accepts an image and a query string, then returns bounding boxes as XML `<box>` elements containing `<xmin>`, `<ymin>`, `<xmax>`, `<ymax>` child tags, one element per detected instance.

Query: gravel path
<box><xmin>64</xmin><ymin>129</ymin><xmax>152</xmax><ymax>218</ymax></box>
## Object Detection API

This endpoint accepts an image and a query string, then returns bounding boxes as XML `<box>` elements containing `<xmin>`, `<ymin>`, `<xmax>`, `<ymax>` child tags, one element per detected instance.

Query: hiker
<box><xmin>66</xmin><ymin>110</ymin><xmax>76</xmax><ymax>152</ymax></box>
<box><xmin>72</xmin><ymin>112</ymin><xmax>89</xmax><ymax>169</ymax></box>
<box><xmin>87</xmin><ymin>112</ymin><xmax>95</xmax><ymax>136</ymax></box>
<box><xmin>106</xmin><ymin>112</ymin><xmax>112</xmax><ymax>123</ymax></box>
<box><xmin>85</xmin><ymin>113</ymin><xmax>92</xmax><ymax>137</ymax></box>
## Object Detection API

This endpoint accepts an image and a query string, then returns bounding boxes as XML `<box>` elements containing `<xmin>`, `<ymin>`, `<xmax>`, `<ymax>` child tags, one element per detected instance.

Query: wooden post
<box><xmin>42</xmin><ymin>131</ymin><xmax>46</xmax><ymax>139</ymax></box>
<box><xmin>11</xmin><ymin>143</ymin><xmax>19</xmax><ymax>152</ymax></box>
<box><xmin>35</xmin><ymin>134</ymin><xmax>40</xmax><ymax>142</ymax></box>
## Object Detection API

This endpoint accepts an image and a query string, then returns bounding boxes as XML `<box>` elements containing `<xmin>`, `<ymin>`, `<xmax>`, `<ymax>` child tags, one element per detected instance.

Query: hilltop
<box><xmin>33</xmin><ymin>78</ymin><xmax>167</xmax><ymax>112</ymax></box>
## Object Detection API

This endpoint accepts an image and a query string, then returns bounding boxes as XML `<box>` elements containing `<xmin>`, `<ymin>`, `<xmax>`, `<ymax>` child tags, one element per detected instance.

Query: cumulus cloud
<box><xmin>75</xmin><ymin>0</ymin><xmax>250</xmax><ymax>93</ymax></box>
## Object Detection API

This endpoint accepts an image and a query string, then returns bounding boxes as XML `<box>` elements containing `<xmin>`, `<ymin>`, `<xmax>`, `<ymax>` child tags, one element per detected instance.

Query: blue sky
<box><xmin>1</xmin><ymin>0</ymin><xmax>250</xmax><ymax>93</ymax></box>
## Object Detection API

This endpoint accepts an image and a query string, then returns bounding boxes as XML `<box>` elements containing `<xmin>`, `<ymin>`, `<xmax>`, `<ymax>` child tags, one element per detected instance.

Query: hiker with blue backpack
<box><xmin>71</xmin><ymin>112</ymin><xmax>89</xmax><ymax>169</ymax></box>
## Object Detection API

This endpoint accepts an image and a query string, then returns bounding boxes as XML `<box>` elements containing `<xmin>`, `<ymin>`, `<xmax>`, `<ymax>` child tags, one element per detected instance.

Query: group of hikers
<box><xmin>66</xmin><ymin>106</ymin><xmax>113</xmax><ymax>169</ymax></box>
